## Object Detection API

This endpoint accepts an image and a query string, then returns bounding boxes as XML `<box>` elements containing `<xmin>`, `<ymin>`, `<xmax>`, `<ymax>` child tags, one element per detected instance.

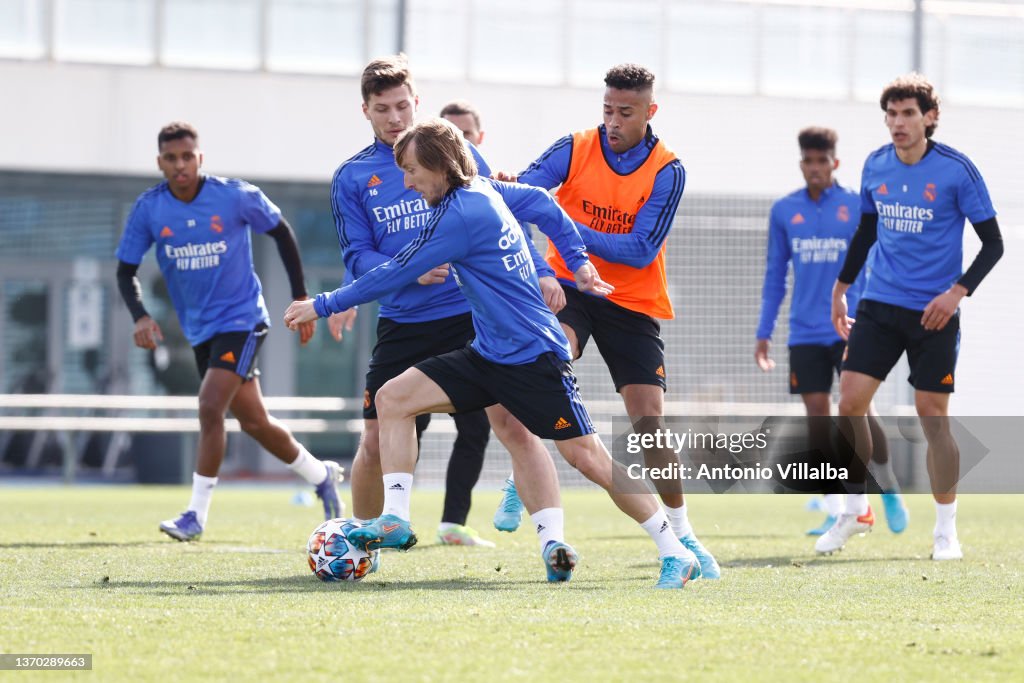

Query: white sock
<box><xmin>869</xmin><ymin>459</ymin><xmax>899</xmax><ymax>493</ymax></box>
<box><xmin>934</xmin><ymin>500</ymin><xmax>958</xmax><ymax>538</ymax></box>
<box><xmin>506</xmin><ymin>473</ymin><xmax>515</xmax><ymax>485</ymax></box>
<box><xmin>663</xmin><ymin>503</ymin><xmax>693</xmax><ymax>538</ymax></box>
<box><xmin>846</xmin><ymin>493</ymin><xmax>869</xmax><ymax>516</ymax></box>
<box><xmin>640</xmin><ymin>509</ymin><xmax>688</xmax><ymax>559</ymax></box>
<box><xmin>187</xmin><ymin>473</ymin><xmax>218</xmax><ymax>527</ymax></box>
<box><xmin>381</xmin><ymin>473</ymin><xmax>414</xmax><ymax>520</ymax></box>
<box><xmin>823</xmin><ymin>494</ymin><xmax>845</xmax><ymax>517</ymax></box>
<box><xmin>438</xmin><ymin>522</ymin><xmax>459</xmax><ymax>532</ymax></box>
<box><xmin>287</xmin><ymin>445</ymin><xmax>328</xmax><ymax>485</ymax></box>
<box><xmin>530</xmin><ymin>507</ymin><xmax>564</xmax><ymax>552</ymax></box>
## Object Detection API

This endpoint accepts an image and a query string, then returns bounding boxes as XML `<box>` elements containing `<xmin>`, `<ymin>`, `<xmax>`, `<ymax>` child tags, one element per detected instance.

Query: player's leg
<box><xmin>792</xmin><ymin>343</ymin><xmax>843</xmax><ymax>535</ymax></box>
<box><xmin>816</xmin><ymin>301</ymin><xmax>905</xmax><ymax>554</ymax></box>
<box><xmin>906</xmin><ymin>310</ymin><xmax>961</xmax><ymax>559</ymax></box>
<box><xmin>867</xmin><ymin>403</ymin><xmax>909</xmax><ymax>533</ymax></box>
<box><xmin>490</xmin><ymin>286</ymin><xmax>589</xmax><ymax>533</ymax></box>
<box><xmin>159</xmin><ymin>331</ymin><xmax>247</xmax><ymax>541</ymax></box>
<box><xmin>228</xmin><ymin>376</ymin><xmax>343</xmax><ymax>519</ymax></box>
<box><xmin>486</xmin><ymin>404</ymin><xmax>567</xmax><ymax>562</ymax></box>
<box><xmin>814</xmin><ymin>370</ymin><xmax>882</xmax><ymax>554</ymax></box>
<box><xmin>437</xmin><ymin>409</ymin><xmax>494</xmax><ymax>546</ymax></box>
<box><xmin>916</xmin><ymin>390</ymin><xmax>961</xmax><ymax>559</ymax></box>
<box><xmin>348</xmin><ymin>316</ymin><xmax>425</xmax><ymax>521</ymax></box>
<box><xmin>489</xmin><ymin>351</ymin><xmax>700</xmax><ymax>588</ymax></box>
<box><xmin>587</xmin><ymin>294</ymin><xmax>719</xmax><ymax>577</ymax></box>
<box><xmin>348</xmin><ymin>352</ymin><xmax>491</xmax><ymax>553</ymax></box>
<box><xmin>350</xmin><ymin>420</ymin><xmax>382</xmax><ymax>520</ymax></box>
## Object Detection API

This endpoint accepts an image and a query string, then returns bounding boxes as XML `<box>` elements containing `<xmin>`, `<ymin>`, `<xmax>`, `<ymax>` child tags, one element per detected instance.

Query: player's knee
<box><xmin>374</xmin><ymin>381</ymin><xmax>409</xmax><ymax>420</ymax></box>
<box><xmin>492</xmin><ymin>415</ymin><xmax>535</xmax><ymax>452</ymax></box>
<box><xmin>197</xmin><ymin>397</ymin><xmax>227</xmax><ymax>430</ymax></box>
<box><xmin>562</xmin><ymin>443</ymin><xmax>602</xmax><ymax>481</ymax></box>
<box><xmin>236</xmin><ymin>413</ymin><xmax>270</xmax><ymax>437</ymax></box>
<box><xmin>837</xmin><ymin>395</ymin><xmax>867</xmax><ymax>417</ymax></box>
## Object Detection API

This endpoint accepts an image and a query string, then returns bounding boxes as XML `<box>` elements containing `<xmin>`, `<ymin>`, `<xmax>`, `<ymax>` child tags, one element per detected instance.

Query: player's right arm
<box><xmin>114</xmin><ymin>195</ymin><xmax>163</xmax><ymax>349</ymax></box>
<box><xmin>513</xmin><ymin>134</ymin><xmax>574</xmax><ymax>190</ymax></box>
<box><xmin>295</xmin><ymin>211</ymin><xmax>473</xmax><ymax>323</ymax></box>
<box><xmin>755</xmin><ymin>204</ymin><xmax>791</xmax><ymax>371</ymax></box>
<box><xmin>331</xmin><ymin>165</ymin><xmax>391</xmax><ymax>278</ymax></box>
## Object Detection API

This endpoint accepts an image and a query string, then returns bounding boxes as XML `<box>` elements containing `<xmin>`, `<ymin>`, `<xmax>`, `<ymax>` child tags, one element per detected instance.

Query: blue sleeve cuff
<box><xmin>313</xmin><ymin>293</ymin><xmax>331</xmax><ymax>318</ymax></box>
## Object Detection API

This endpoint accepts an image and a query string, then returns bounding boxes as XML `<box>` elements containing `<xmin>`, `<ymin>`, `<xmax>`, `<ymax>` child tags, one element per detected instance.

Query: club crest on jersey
<box><xmin>836</xmin><ymin>205</ymin><xmax>850</xmax><ymax>222</ymax></box>
<box><xmin>923</xmin><ymin>183</ymin><xmax>937</xmax><ymax>202</ymax></box>
<box><xmin>210</xmin><ymin>214</ymin><xmax>224</xmax><ymax>233</ymax></box>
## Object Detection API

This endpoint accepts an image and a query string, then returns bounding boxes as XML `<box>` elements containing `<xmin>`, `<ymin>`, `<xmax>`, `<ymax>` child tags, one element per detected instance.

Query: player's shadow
<box><xmin>722</xmin><ymin>554</ymin><xmax>924</xmax><ymax>568</ymax></box>
<box><xmin>0</xmin><ymin>541</ymin><xmax>164</xmax><ymax>550</ymax></box>
<box><xmin>87</xmin><ymin>575</ymin><xmax>608</xmax><ymax>594</ymax></box>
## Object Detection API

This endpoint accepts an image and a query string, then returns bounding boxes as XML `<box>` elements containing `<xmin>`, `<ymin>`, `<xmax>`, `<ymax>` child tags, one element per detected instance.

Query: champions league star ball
<box><xmin>307</xmin><ymin>518</ymin><xmax>378</xmax><ymax>582</ymax></box>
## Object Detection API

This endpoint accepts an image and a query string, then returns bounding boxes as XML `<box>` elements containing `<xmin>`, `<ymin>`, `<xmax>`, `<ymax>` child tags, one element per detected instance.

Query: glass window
<box><xmin>366</xmin><ymin>0</ymin><xmax>399</xmax><ymax>59</ymax></box>
<box><xmin>161</xmin><ymin>0</ymin><xmax>261</xmax><ymax>70</ymax></box>
<box><xmin>2</xmin><ymin>280</ymin><xmax>49</xmax><ymax>393</ymax></box>
<box><xmin>266</xmin><ymin>0</ymin><xmax>364</xmax><ymax>74</ymax></box>
<box><xmin>566</xmin><ymin>0</ymin><xmax>661</xmax><ymax>87</ymax></box>
<box><xmin>933</xmin><ymin>13</ymin><xmax>1024</xmax><ymax>107</ymax></box>
<box><xmin>53</xmin><ymin>0</ymin><xmax>155</xmax><ymax>65</ymax></box>
<box><xmin>665</xmin><ymin>1</ymin><xmax>757</xmax><ymax>95</ymax></box>
<box><xmin>62</xmin><ymin>278</ymin><xmax>110</xmax><ymax>394</ymax></box>
<box><xmin>0</xmin><ymin>0</ymin><xmax>46</xmax><ymax>58</ymax></box>
<box><xmin>760</xmin><ymin>4</ymin><xmax>849</xmax><ymax>99</ymax></box>
<box><xmin>852</xmin><ymin>9</ymin><xmax>913</xmax><ymax>101</ymax></box>
<box><xmin>468</xmin><ymin>0</ymin><xmax>562</xmax><ymax>85</ymax></box>
<box><xmin>405</xmin><ymin>0</ymin><xmax>470</xmax><ymax>81</ymax></box>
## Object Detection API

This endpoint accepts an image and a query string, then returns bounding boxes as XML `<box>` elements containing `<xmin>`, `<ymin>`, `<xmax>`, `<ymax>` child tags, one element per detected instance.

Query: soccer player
<box><xmin>441</xmin><ymin>100</ymin><xmax>485</xmax><ymax>146</ymax></box>
<box><xmin>331</xmin><ymin>55</ymin><xmax>566</xmax><ymax>550</ymax></box>
<box><xmin>493</xmin><ymin>63</ymin><xmax>719</xmax><ymax>579</ymax></box>
<box><xmin>285</xmin><ymin>119</ymin><xmax>704</xmax><ymax>589</ymax></box>
<box><xmin>755</xmin><ymin>127</ymin><xmax>908</xmax><ymax>536</ymax></box>
<box><xmin>115</xmin><ymin>122</ymin><xmax>344</xmax><ymax>542</ymax></box>
<box><xmin>818</xmin><ymin>74</ymin><xmax>1004</xmax><ymax>560</ymax></box>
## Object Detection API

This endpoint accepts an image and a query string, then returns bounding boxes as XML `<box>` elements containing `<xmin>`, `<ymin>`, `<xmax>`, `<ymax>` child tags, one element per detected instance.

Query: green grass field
<box><xmin>1</xmin><ymin>486</ymin><xmax>1021</xmax><ymax>682</ymax></box>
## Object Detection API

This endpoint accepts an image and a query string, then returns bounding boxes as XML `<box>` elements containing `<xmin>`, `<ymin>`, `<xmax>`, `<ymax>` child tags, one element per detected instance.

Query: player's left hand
<box><xmin>573</xmin><ymin>261</ymin><xmax>614</xmax><ymax>297</ymax></box>
<box><xmin>921</xmin><ymin>285</ymin><xmax>967</xmax><ymax>331</ymax></box>
<box><xmin>418</xmin><ymin>264</ymin><xmax>450</xmax><ymax>285</ymax></box>
<box><xmin>538</xmin><ymin>276</ymin><xmax>566</xmax><ymax>314</ymax></box>
<box><xmin>284</xmin><ymin>298</ymin><xmax>319</xmax><ymax>332</ymax></box>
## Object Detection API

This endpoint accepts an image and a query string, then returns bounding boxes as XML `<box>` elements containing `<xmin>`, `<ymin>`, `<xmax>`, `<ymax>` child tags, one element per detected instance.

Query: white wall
<box><xmin>4</xmin><ymin>59</ymin><xmax>1021</xmax><ymax>414</ymax></box>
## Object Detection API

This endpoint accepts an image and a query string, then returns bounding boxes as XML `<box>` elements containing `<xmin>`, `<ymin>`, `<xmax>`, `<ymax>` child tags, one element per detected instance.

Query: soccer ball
<box><xmin>307</xmin><ymin>518</ymin><xmax>378</xmax><ymax>582</ymax></box>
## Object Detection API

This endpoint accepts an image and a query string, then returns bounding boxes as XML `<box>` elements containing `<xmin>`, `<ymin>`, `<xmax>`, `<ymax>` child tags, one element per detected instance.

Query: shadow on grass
<box><xmin>86</xmin><ymin>574</ymin><xmax>612</xmax><ymax>594</ymax></box>
<box><xmin>0</xmin><ymin>541</ymin><xmax>168</xmax><ymax>550</ymax></box>
<box><xmin>722</xmin><ymin>554</ymin><xmax>925</xmax><ymax>568</ymax></box>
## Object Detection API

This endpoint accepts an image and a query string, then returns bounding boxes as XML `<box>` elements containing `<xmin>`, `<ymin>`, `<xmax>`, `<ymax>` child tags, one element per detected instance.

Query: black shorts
<box><xmin>363</xmin><ymin>313</ymin><xmax>476</xmax><ymax>419</ymax></box>
<box><xmin>843</xmin><ymin>299</ymin><xmax>960</xmax><ymax>393</ymax></box>
<box><xmin>788</xmin><ymin>342</ymin><xmax>845</xmax><ymax>394</ymax></box>
<box><xmin>557</xmin><ymin>285</ymin><xmax>666</xmax><ymax>392</ymax></box>
<box><xmin>192</xmin><ymin>323</ymin><xmax>267</xmax><ymax>381</ymax></box>
<box><xmin>416</xmin><ymin>345</ymin><xmax>595</xmax><ymax>441</ymax></box>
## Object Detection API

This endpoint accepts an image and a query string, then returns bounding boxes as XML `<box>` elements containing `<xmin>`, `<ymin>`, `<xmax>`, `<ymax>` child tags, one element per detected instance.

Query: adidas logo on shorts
<box><xmin>554</xmin><ymin>417</ymin><xmax>572</xmax><ymax>430</ymax></box>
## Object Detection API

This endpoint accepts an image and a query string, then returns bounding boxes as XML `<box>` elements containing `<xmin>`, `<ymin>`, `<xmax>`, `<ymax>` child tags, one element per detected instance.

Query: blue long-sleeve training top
<box><xmin>757</xmin><ymin>182</ymin><xmax>866</xmax><ymax>346</ymax></box>
<box><xmin>315</xmin><ymin>177</ymin><xmax>588</xmax><ymax>365</ymax></box>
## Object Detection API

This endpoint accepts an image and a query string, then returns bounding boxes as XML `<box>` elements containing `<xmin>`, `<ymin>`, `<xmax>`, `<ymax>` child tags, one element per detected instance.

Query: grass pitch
<box><xmin>1</xmin><ymin>486</ymin><xmax>1021</xmax><ymax>682</ymax></box>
